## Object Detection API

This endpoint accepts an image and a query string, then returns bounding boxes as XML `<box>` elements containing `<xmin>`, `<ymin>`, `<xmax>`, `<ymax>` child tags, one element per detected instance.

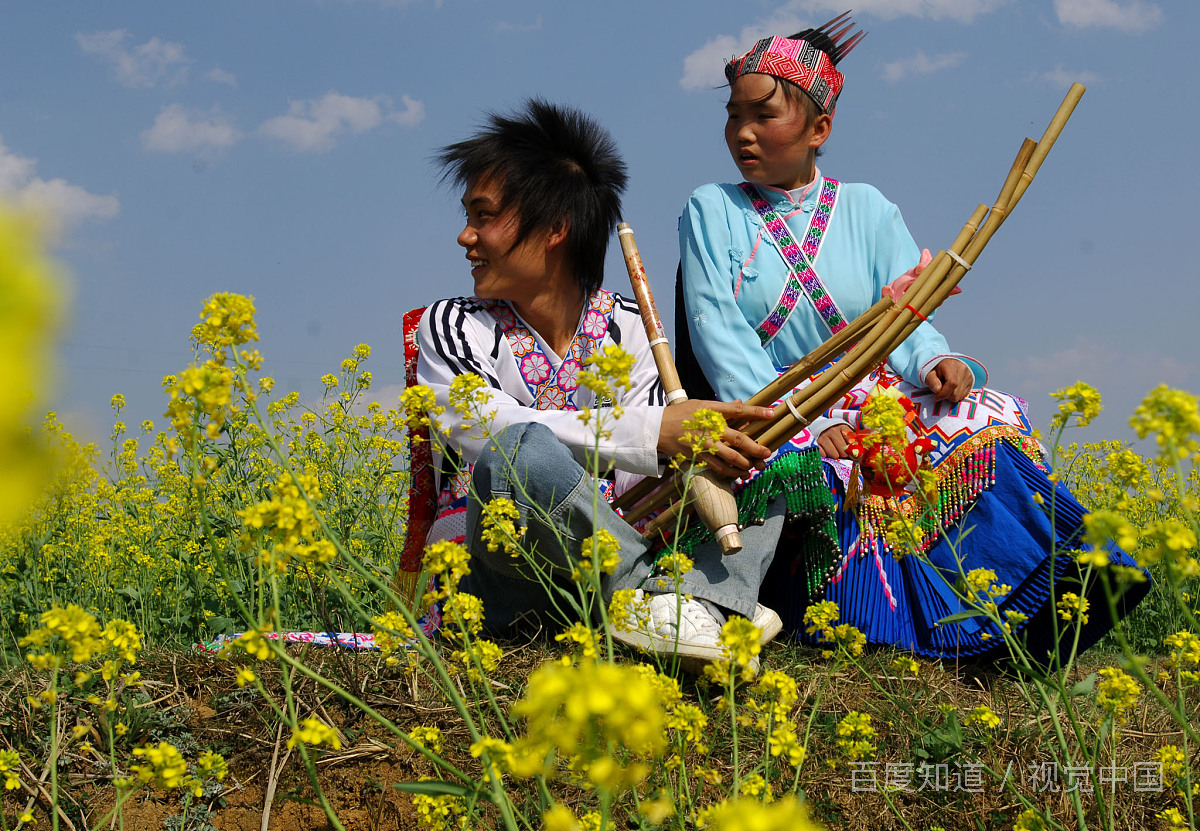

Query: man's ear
<box><xmin>545</xmin><ymin>222</ymin><xmax>569</xmax><ymax>250</ymax></box>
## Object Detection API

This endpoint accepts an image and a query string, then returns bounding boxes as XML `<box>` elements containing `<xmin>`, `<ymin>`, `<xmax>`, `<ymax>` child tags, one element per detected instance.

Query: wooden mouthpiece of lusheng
<box><xmin>686</xmin><ymin>468</ymin><xmax>743</xmax><ymax>555</ymax></box>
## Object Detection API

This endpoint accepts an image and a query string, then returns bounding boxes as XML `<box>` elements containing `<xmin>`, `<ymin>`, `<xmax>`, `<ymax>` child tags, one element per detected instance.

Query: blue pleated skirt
<box><xmin>760</xmin><ymin>442</ymin><xmax>1150</xmax><ymax>661</ymax></box>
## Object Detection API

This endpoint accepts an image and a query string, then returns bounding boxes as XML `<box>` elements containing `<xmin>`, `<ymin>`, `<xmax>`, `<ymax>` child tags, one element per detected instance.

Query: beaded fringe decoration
<box><xmin>673</xmin><ymin>448</ymin><xmax>840</xmax><ymax>599</ymax></box>
<box><xmin>857</xmin><ymin>428</ymin><xmax>1043</xmax><ymax>559</ymax></box>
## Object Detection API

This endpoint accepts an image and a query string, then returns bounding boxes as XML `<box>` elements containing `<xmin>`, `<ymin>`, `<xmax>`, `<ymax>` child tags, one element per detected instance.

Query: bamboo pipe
<box><xmin>1009</xmin><ymin>83</ymin><xmax>1085</xmax><ymax>209</ymax></box>
<box><xmin>639</xmin><ymin>84</ymin><xmax>1086</xmax><ymax>526</ymax></box>
<box><xmin>617</xmin><ymin>223</ymin><xmax>744</xmax><ymax>555</ymax></box>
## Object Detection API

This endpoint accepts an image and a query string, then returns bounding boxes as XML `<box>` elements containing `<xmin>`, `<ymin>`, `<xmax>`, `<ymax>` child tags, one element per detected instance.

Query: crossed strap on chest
<box><xmin>739</xmin><ymin>179</ymin><xmax>846</xmax><ymax>344</ymax></box>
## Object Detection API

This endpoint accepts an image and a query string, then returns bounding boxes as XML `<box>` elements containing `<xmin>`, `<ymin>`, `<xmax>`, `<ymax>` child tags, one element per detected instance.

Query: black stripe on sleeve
<box><xmin>427</xmin><ymin>298</ymin><xmax>502</xmax><ymax>388</ymax></box>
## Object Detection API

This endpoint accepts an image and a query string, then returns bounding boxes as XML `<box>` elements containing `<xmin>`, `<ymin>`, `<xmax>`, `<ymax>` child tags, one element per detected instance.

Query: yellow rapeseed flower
<box><xmin>1162</xmin><ymin>631</ymin><xmax>1200</xmax><ymax>683</ymax></box>
<box><xmin>0</xmin><ymin>203</ymin><xmax>62</xmax><ymax>524</ymax></box>
<box><xmin>448</xmin><ymin>371</ymin><xmax>495</xmax><ymax>435</ymax></box>
<box><xmin>408</xmin><ymin>726</ymin><xmax>443</xmax><ymax>754</ymax></box>
<box><xmin>131</xmin><ymin>741</ymin><xmax>189</xmax><ymax>789</ymax></box>
<box><xmin>574</xmin><ymin>529</ymin><xmax>621</xmax><ymax>580</ymax></box>
<box><xmin>287</xmin><ymin>717</ymin><xmax>342</xmax><ymax>750</ymax></box>
<box><xmin>478</xmin><ymin>497</ymin><xmax>524</xmax><ymax>557</ymax></box>
<box><xmin>1130</xmin><ymin>385</ymin><xmax>1200</xmax><ymax>457</ymax></box>
<box><xmin>1013</xmin><ymin>809</ymin><xmax>1049</xmax><ymax>831</ymax></box>
<box><xmin>835</xmin><ymin>711</ymin><xmax>876</xmax><ymax>761</ymax></box>
<box><xmin>965</xmin><ymin>705</ymin><xmax>1001</xmax><ymax>729</ymax></box>
<box><xmin>803</xmin><ymin>600</ymin><xmax>840</xmax><ymax>637</ymax></box>
<box><xmin>196</xmin><ymin>750</ymin><xmax>228</xmax><ymax>782</ymax></box>
<box><xmin>20</xmin><ymin>603</ymin><xmax>105</xmax><ymax>665</ymax></box>
<box><xmin>510</xmin><ymin>660</ymin><xmax>666</xmax><ymax>791</ymax></box>
<box><xmin>608</xmin><ymin>588</ymin><xmax>651</xmax><ymax>633</ymax></box>
<box><xmin>695</xmin><ymin>797</ymin><xmax>823</xmax><ymax>830</ymax></box>
<box><xmin>578</xmin><ymin>344</ymin><xmax>635</xmax><ymax>403</ymax></box>
<box><xmin>1050</xmin><ymin>381</ymin><xmax>1102</xmax><ymax>430</ymax></box>
<box><xmin>1095</xmin><ymin>667</ymin><xmax>1140</xmax><ymax>724</ymax></box>
<box><xmin>1056</xmin><ymin>592</ymin><xmax>1090</xmax><ymax>625</ymax></box>
<box><xmin>422</xmin><ymin>540</ymin><xmax>472</xmax><ymax>601</ymax></box>
<box><xmin>680</xmin><ymin>409</ymin><xmax>727</xmax><ymax>459</ymax></box>
<box><xmin>196</xmin><ymin>292</ymin><xmax>259</xmax><ymax>348</ymax></box>
<box><xmin>719</xmin><ymin>616</ymin><xmax>762</xmax><ymax>670</ymax></box>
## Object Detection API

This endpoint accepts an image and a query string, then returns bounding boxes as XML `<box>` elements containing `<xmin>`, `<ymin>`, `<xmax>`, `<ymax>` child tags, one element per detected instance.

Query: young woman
<box><xmin>678</xmin><ymin>15</ymin><xmax>1148</xmax><ymax>660</ymax></box>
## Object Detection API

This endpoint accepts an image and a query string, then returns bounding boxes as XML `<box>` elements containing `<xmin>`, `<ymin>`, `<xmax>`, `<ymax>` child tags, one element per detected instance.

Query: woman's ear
<box><xmin>809</xmin><ymin>113</ymin><xmax>833</xmax><ymax>149</ymax></box>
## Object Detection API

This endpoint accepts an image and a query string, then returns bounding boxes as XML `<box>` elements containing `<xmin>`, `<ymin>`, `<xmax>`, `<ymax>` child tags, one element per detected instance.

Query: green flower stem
<box><xmin>181</xmin><ymin>396</ymin><xmax>485</xmax><ymax>795</ymax></box>
<box><xmin>876</xmin><ymin>785</ymin><xmax>918</xmax><ymax>831</ymax></box>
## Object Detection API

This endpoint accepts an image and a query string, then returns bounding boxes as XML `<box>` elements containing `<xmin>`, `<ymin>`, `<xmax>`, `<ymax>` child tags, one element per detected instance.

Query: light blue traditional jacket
<box><xmin>679</xmin><ymin>177</ymin><xmax>985</xmax><ymax>420</ymax></box>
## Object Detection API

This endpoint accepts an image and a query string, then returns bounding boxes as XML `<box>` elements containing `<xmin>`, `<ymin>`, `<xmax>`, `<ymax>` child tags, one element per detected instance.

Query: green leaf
<box><xmin>937</xmin><ymin>610</ymin><xmax>987</xmax><ymax>625</ymax></box>
<box><xmin>392</xmin><ymin>781</ymin><xmax>474</xmax><ymax>798</ymax></box>
<box><xmin>1069</xmin><ymin>672</ymin><xmax>1097</xmax><ymax>698</ymax></box>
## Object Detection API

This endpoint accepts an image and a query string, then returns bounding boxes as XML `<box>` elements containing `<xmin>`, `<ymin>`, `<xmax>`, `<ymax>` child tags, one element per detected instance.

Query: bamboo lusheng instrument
<box><xmin>632</xmin><ymin>83</ymin><xmax>1085</xmax><ymax>538</ymax></box>
<box><xmin>617</xmin><ymin>222</ymin><xmax>744</xmax><ymax>555</ymax></box>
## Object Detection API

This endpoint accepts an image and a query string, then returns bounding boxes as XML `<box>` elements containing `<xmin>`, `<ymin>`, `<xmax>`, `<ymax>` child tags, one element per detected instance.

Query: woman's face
<box><xmin>724</xmin><ymin>73</ymin><xmax>829</xmax><ymax>191</ymax></box>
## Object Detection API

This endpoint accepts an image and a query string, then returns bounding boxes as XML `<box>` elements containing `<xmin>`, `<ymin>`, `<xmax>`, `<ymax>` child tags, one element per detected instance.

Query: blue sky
<box><xmin>2</xmin><ymin>0</ymin><xmax>1193</xmax><ymax>449</ymax></box>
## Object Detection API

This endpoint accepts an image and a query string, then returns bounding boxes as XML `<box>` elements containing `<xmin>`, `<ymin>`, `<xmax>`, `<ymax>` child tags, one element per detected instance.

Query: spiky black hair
<box><xmin>437</xmin><ymin>99</ymin><xmax>628</xmax><ymax>295</ymax></box>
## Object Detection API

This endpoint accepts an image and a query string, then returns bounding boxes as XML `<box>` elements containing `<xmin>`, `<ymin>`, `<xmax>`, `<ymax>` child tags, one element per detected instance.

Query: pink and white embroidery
<box><xmin>558</xmin><ymin>359</ymin><xmax>581</xmax><ymax>391</ymax></box>
<box><xmin>510</xmin><ymin>332</ymin><xmax>535</xmax><ymax>353</ymax></box>
<box><xmin>521</xmin><ymin>353</ymin><xmax>551</xmax><ymax>384</ymax></box>
<box><xmin>538</xmin><ymin>387</ymin><xmax>567</xmax><ymax>410</ymax></box>
<box><xmin>583</xmin><ymin>310</ymin><xmax>607</xmax><ymax>338</ymax></box>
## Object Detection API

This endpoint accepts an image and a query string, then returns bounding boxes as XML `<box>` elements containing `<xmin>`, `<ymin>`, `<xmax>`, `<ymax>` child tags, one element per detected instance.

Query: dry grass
<box><xmin>0</xmin><ymin>637</ymin><xmax>1192</xmax><ymax>830</ymax></box>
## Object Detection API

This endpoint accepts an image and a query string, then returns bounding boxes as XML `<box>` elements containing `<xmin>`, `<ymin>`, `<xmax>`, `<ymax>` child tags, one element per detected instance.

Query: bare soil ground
<box><xmin>0</xmin><ymin>640</ymin><xmax>1189</xmax><ymax>830</ymax></box>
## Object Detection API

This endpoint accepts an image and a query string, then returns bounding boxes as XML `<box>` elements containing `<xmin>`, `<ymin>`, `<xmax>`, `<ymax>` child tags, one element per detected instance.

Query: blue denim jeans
<box><xmin>461</xmin><ymin>422</ymin><xmax>783</xmax><ymax>632</ymax></box>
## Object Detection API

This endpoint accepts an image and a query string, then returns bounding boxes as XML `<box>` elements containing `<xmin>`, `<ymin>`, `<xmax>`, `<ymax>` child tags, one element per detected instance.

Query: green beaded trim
<box><xmin>667</xmin><ymin>448</ymin><xmax>841</xmax><ymax>601</ymax></box>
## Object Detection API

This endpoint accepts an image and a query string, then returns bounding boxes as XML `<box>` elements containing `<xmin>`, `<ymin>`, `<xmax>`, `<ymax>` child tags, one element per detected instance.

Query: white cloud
<box><xmin>679</xmin><ymin>1</ymin><xmax>1006</xmax><ymax>90</ymax></box>
<box><xmin>796</xmin><ymin>0</ymin><xmax>1010</xmax><ymax>23</ymax></box>
<box><xmin>1036</xmin><ymin>65</ymin><xmax>1100</xmax><ymax>88</ymax></box>
<box><xmin>259</xmin><ymin>92</ymin><xmax>424</xmax><ymax>152</ymax></box>
<box><xmin>1004</xmin><ymin>337</ymin><xmax>1191</xmax><ymax>403</ymax></box>
<box><xmin>389</xmin><ymin>94</ymin><xmax>426</xmax><ymax>128</ymax></box>
<box><xmin>206</xmin><ymin>67</ymin><xmax>238</xmax><ymax>88</ymax></box>
<box><xmin>680</xmin><ymin>13</ymin><xmax>807</xmax><ymax>90</ymax></box>
<box><xmin>1054</xmin><ymin>0</ymin><xmax>1162</xmax><ymax>31</ymax></box>
<box><xmin>141</xmin><ymin>104</ymin><xmax>240</xmax><ymax>153</ymax></box>
<box><xmin>0</xmin><ymin>136</ymin><xmax>119</xmax><ymax>230</ymax></box>
<box><xmin>76</xmin><ymin>29</ymin><xmax>191</xmax><ymax>88</ymax></box>
<box><xmin>880</xmin><ymin>50</ymin><xmax>965</xmax><ymax>83</ymax></box>
<box><xmin>495</xmin><ymin>15</ymin><xmax>542</xmax><ymax>32</ymax></box>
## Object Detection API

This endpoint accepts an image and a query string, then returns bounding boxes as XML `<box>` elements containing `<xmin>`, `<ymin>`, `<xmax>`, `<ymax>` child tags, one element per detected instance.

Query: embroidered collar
<box><xmin>484</xmin><ymin>290</ymin><xmax>616</xmax><ymax>410</ymax></box>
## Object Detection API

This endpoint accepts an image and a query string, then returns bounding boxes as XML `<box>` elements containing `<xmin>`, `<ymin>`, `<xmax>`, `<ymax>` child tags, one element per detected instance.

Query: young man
<box><xmin>415</xmin><ymin>99</ymin><xmax>784</xmax><ymax>672</ymax></box>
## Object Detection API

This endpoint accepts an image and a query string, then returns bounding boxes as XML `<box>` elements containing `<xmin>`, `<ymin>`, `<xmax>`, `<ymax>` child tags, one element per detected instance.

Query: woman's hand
<box><xmin>881</xmin><ymin>248</ymin><xmax>961</xmax><ymax>303</ymax></box>
<box><xmin>818</xmin><ymin>424</ymin><xmax>855</xmax><ymax>459</ymax></box>
<box><xmin>925</xmin><ymin>358</ymin><xmax>973</xmax><ymax>403</ymax></box>
<box><xmin>657</xmin><ymin>399</ymin><xmax>774</xmax><ymax>479</ymax></box>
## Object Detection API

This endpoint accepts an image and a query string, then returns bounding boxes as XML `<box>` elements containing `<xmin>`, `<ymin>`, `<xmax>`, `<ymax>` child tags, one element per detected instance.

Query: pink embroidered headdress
<box><xmin>724</xmin><ymin>11</ymin><xmax>866</xmax><ymax>115</ymax></box>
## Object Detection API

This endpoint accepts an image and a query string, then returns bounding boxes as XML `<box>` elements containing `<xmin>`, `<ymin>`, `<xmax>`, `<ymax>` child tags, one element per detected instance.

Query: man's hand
<box><xmin>657</xmin><ymin>399</ymin><xmax>774</xmax><ymax>479</ymax></box>
<box><xmin>925</xmin><ymin>358</ymin><xmax>973</xmax><ymax>403</ymax></box>
<box><xmin>818</xmin><ymin>424</ymin><xmax>855</xmax><ymax>459</ymax></box>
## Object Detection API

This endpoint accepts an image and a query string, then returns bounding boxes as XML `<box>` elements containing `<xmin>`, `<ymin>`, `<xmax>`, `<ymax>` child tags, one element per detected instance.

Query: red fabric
<box><xmin>399</xmin><ymin>307</ymin><xmax>435</xmax><ymax>575</ymax></box>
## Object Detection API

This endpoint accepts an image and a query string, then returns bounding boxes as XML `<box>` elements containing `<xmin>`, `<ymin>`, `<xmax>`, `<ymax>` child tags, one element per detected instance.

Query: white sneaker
<box><xmin>753</xmin><ymin>604</ymin><xmax>783</xmax><ymax>646</ymax></box>
<box><xmin>611</xmin><ymin>591</ymin><xmax>765</xmax><ymax>676</ymax></box>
